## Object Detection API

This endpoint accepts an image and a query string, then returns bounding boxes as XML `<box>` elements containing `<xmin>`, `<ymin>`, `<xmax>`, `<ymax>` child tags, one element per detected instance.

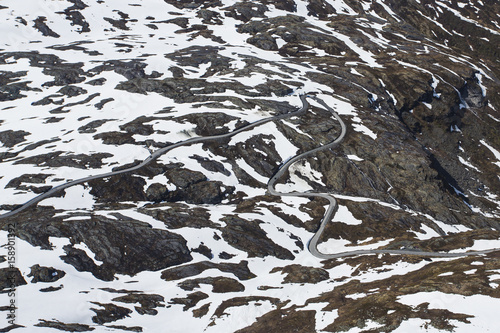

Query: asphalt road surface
<box><xmin>2</xmin><ymin>95</ymin><xmax>498</xmax><ymax>259</ymax></box>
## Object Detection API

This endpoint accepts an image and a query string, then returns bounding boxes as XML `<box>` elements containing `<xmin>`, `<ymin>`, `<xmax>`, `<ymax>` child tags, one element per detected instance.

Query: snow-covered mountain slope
<box><xmin>0</xmin><ymin>0</ymin><xmax>499</xmax><ymax>332</ymax></box>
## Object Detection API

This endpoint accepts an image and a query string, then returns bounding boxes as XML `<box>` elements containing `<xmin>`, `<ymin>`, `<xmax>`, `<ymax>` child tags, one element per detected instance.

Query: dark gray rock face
<box><xmin>33</xmin><ymin>16</ymin><xmax>60</xmax><ymax>38</ymax></box>
<box><xmin>0</xmin><ymin>267</ymin><xmax>27</xmax><ymax>290</ymax></box>
<box><xmin>161</xmin><ymin>261</ymin><xmax>256</xmax><ymax>281</ymax></box>
<box><xmin>27</xmin><ymin>264</ymin><xmax>65</xmax><ymax>283</ymax></box>
<box><xmin>261</xmin><ymin>0</ymin><xmax>296</xmax><ymax>12</ymax></box>
<box><xmin>191</xmin><ymin>243</ymin><xmax>213</xmax><ymax>259</ymax></box>
<box><xmin>165</xmin><ymin>168</ymin><xmax>207</xmax><ymax>188</ymax></box>
<box><xmin>145</xmin><ymin>183</ymin><xmax>169</xmax><ymax>202</ymax></box>
<box><xmin>88</xmin><ymin>174</ymin><xmax>147</xmax><ymax>203</ymax></box>
<box><xmin>197</xmin><ymin>9</ymin><xmax>223</xmax><ymax>25</ymax></box>
<box><xmin>139</xmin><ymin>203</ymin><xmax>217</xmax><ymax>229</ymax></box>
<box><xmin>271</xmin><ymin>264</ymin><xmax>329</xmax><ymax>284</ymax></box>
<box><xmin>163</xmin><ymin>0</ymin><xmax>222</xmax><ymax>10</ymax></box>
<box><xmin>190</xmin><ymin>154</ymin><xmax>231</xmax><ymax>176</ymax></box>
<box><xmin>61</xmin><ymin>0</ymin><xmax>90</xmax><ymax>33</ymax></box>
<box><xmin>90</xmin><ymin>302</ymin><xmax>132</xmax><ymax>324</ymax></box>
<box><xmin>112</xmin><ymin>293</ymin><xmax>165</xmax><ymax>316</ymax></box>
<box><xmin>306</xmin><ymin>0</ymin><xmax>337</xmax><ymax>19</ymax></box>
<box><xmin>170</xmin><ymin>291</ymin><xmax>208</xmax><ymax>311</ymax></box>
<box><xmin>78</xmin><ymin>119</ymin><xmax>111</xmax><ymax>133</ymax></box>
<box><xmin>237</xmin><ymin>15</ymin><xmax>348</xmax><ymax>56</ymax></box>
<box><xmin>164</xmin><ymin>46</ymin><xmax>230</xmax><ymax>74</ymax></box>
<box><xmin>220</xmin><ymin>216</ymin><xmax>295</xmax><ymax>260</ymax></box>
<box><xmin>15</xmin><ymin>152</ymin><xmax>113</xmax><ymax>169</ymax></box>
<box><xmin>0</xmin><ymin>130</ymin><xmax>29</xmax><ymax>147</ymax></box>
<box><xmin>223</xmin><ymin>2</ymin><xmax>269</xmax><ymax>22</ymax></box>
<box><xmin>169</xmin><ymin>180</ymin><xmax>234</xmax><ymax>204</ymax></box>
<box><xmin>178</xmin><ymin>276</ymin><xmax>245</xmax><ymax>293</ymax></box>
<box><xmin>7</xmin><ymin>210</ymin><xmax>192</xmax><ymax>281</ymax></box>
<box><xmin>35</xmin><ymin>320</ymin><xmax>95</xmax><ymax>332</ymax></box>
<box><xmin>175</xmin><ymin>112</ymin><xmax>240</xmax><ymax>136</ymax></box>
<box><xmin>60</xmin><ymin>218</ymin><xmax>193</xmax><ymax>279</ymax></box>
<box><xmin>162</xmin><ymin>167</ymin><xmax>235</xmax><ymax>204</ymax></box>
<box><xmin>0</xmin><ymin>71</ymin><xmax>31</xmax><ymax>101</ymax></box>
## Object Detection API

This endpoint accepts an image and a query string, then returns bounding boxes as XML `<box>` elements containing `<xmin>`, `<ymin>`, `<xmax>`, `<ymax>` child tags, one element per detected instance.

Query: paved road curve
<box><xmin>267</xmin><ymin>96</ymin><xmax>500</xmax><ymax>259</ymax></box>
<box><xmin>2</xmin><ymin>95</ymin><xmax>499</xmax><ymax>259</ymax></box>
<box><xmin>0</xmin><ymin>95</ymin><xmax>310</xmax><ymax>219</ymax></box>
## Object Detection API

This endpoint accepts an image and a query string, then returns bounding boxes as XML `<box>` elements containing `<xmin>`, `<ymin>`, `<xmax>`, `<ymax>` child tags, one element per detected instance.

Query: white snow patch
<box><xmin>480</xmin><ymin>140</ymin><xmax>500</xmax><ymax>168</ymax></box>
<box><xmin>347</xmin><ymin>154</ymin><xmax>363</xmax><ymax>161</ymax></box>
<box><xmin>334</xmin><ymin>205</ymin><xmax>363</xmax><ymax>225</ymax></box>
<box><xmin>317</xmin><ymin>238</ymin><xmax>392</xmax><ymax>254</ymax></box>
<box><xmin>42</xmin><ymin>185</ymin><xmax>95</xmax><ymax>210</ymax></box>
<box><xmin>458</xmin><ymin>156</ymin><xmax>481</xmax><ymax>172</ymax></box>
<box><xmin>352</xmin><ymin>123</ymin><xmax>377</xmax><ymax>140</ymax></box>
<box><xmin>397</xmin><ymin>292</ymin><xmax>500</xmax><ymax>333</ymax></box>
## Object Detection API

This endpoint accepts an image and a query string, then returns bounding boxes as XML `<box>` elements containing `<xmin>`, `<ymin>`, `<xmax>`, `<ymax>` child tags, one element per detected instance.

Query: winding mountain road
<box><xmin>268</xmin><ymin>96</ymin><xmax>500</xmax><ymax>259</ymax></box>
<box><xmin>0</xmin><ymin>96</ymin><xmax>309</xmax><ymax>219</ymax></box>
<box><xmin>2</xmin><ymin>95</ymin><xmax>499</xmax><ymax>259</ymax></box>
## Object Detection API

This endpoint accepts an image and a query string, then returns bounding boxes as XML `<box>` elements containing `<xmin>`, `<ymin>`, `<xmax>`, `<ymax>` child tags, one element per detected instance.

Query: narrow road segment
<box><xmin>2</xmin><ymin>95</ymin><xmax>498</xmax><ymax>259</ymax></box>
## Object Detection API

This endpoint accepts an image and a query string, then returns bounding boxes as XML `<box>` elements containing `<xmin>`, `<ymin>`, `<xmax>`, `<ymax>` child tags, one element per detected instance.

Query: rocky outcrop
<box><xmin>88</xmin><ymin>174</ymin><xmax>147</xmax><ymax>203</ymax></box>
<box><xmin>0</xmin><ymin>71</ymin><xmax>34</xmax><ymax>101</ymax></box>
<box><xmin>78</xmin><ymin>119</ymin><xmax>112</xmax><ymax>134</ymax></box>
<box><xmin>33</xmin><ymin>16</ymin><xmax>60</xmax><ymax>38</ymax></box>
<box><xmin>168</xmin><ymin>180</ymin><xmax>235</xmax><ymax>204</ymax></box>
<box><xmin>220</xmin><ymin>216</ymin><xmax>295</xmax><ymax>260</ymax></box>
<box><xmin>190</xmin><ymin>154</ymin><xmax>231</xmax><ymax>176</ymax></box>
<box><xmin>237</xmin><ymin>15</ymin><xmax>351</xmax><ymax>56</ymax></box>
<box><xmin>223</xmin><ymin>2</ymin><xmax>268</xmax><ymax>22</ymax></box>
<box><xmin>191</xmin><ymin>243</ymin><xmax>213</xmax><ymax>259</ymax></box>
<box><xmin>236</xmin><ymin>308</ymin><xmax>316</xmax><ymax>333</ymax></box>
<box><xmin>139</xmin><ymin>203</ymin><xmax>217</xmax><ymax>229</ymax></box>
<box><xmin>212</xmin><ymin>296</ymin><xmax>282</xmax><ymax>319</ymax></box>
<box><xmin>0</xmin><ymin>130</ymin><xmax>29</xmax><ymax>147</ymax></box>
<box><xmin>35</xmin><ymin>320</ymin><xmax>95</xmax><ymax>332</ymax></box>
<box><xmin>27</xmin><ymin>265</ymin><xmax>65</xmax><ymax>283</ymax></box>
<box><xmin>90</xmin><ymin>302</ymin><xmax>132</xmax><ymax>324</ymax></box>
<box><xmin>163</xmin><ymin>0</ymin><xmax>222</xmax><ymax>10</ymax></box>
<box><xmin>0</xmin><ymin>267</ymin><xmax>27</xmax><ymax>290</ymax></box>
<box><xmin>160</xmin><ymin>167</ymin><xmax>235</xmax><ymax>204</ymax></box>
<box><xmin>178</xmin><ymin>276</ymin><xmax>245</xmax><ymax>293</ymax></box>
<box><xmin>306</xmin><ymin>0</ymin><xmax>337</xmax><ymax>19</ymax></box>
<box><xmin>60</xmin><ymin>0</ymin><xmax>90</xmax><ymax>33</ymax></box>
<box><xmin>112</xmin><ymin>293</ymin><xmax>165</xmax><ymax>316</ymax></box>
<box><xmin>15</xmin><ymin>152</ymin><xmax>113</xmax><ymax>169</ymax></box>
<box><xmin>270</xmin><ymin>264</ymin><xmax>329</xmax><ymax>284</ymax></box>
<box><xmin>174</xmin><ymin>112</ymin><xmax>240</xmax><ymax>136</ymax></box>
<box><xmin>170</xmin><ymin>291</ymin><xmax>208</xmax><ymax>311</ymax></box>
<box><xmin>161</xmin><ymin>261</ymin><xmax>256</xmax><ymax>281</ymax></box>
<box><xmin>7</xmin><ymin>209</ymin><xmax>192</xmax><ymax>281</ymax></box>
